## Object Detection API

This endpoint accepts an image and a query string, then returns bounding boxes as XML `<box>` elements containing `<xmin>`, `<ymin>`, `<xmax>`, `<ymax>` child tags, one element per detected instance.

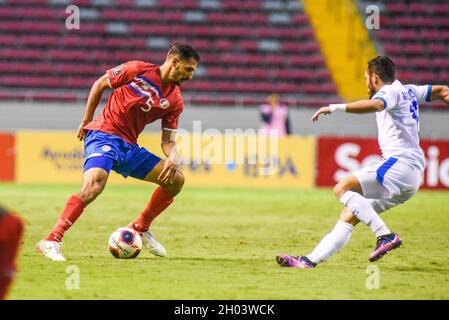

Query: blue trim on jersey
<box><xmin>425</xmin><ymin>85</ymin><xmax>432</xmax><ymax>102</ymax></box>
<box><xmin>376</xmin><ymin>157</ymin><xmax>398</xmax><ymax>185</ymax></box>
<box><xmin>373</xmin><ymin>97</ymin><xmax>388</xmax><ymax>110</ymax></box>
<box><xmin>126</xmin><ymin>84</ymin><xmax>145</xmax><ymax>97</ymax></box>
<box><xmin>136</xmin><ymin>75</ymin><xmax>163</xmax><ymax>97</ymax></box>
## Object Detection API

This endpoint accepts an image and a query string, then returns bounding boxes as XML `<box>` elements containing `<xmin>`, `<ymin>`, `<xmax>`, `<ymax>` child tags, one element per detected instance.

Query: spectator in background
<box><xmin>260</xmin><ymin>93</ymin><xmax>291</xmax><ymax>137</ymax></box>
<box><xmin>0</xmin><ymin>206</ymin><xmax>24</xmax><ymax>300</ymax></box>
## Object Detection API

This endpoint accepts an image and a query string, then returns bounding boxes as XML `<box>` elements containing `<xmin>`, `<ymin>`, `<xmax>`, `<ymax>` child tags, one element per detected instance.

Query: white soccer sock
<box><xmin>306</xmin><ymin>221</ymin><xmax>354</xmax><ymax>264</ymax></box>
<box><xmin>340</xmin><ymin>191</ymin><xmax>390</xmax><ymax>237</ymax></box>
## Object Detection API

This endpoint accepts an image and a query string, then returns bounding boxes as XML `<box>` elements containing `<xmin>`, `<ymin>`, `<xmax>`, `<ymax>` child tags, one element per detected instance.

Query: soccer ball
<box><xmin>108</xmin><ymin>227</ymin><xmax>142</xmax><ymax>259</ymax></box>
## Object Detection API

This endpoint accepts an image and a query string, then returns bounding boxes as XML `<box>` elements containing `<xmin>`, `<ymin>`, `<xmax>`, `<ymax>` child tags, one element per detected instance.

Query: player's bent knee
<box><xmin>176</xmin><ymin>171</ymin><xmax>185</xmax><ymax>189</ymax></box>
<box><xmin>91</xmin><ymin>183</ymin><xmax>105</xmax><ymax>197</ymax></box>
<box><xmin>334</xmin><ymin>176</ymin><xmax>360</xmax><ymax>199</ymax></box>
<box><xmin>78</xmin><ymin>179</ymin><xmax>107</xmax><ymax>204</ymax></box>
<box><xmin>333</xmin><ymin>182</ymin><xmax>347</xmax><ymax>199</ymax></box>
<box><xmin>163</xmin><ymin>171</ymin><xmax>185</xmax><ymax>196</ymax></box>
<box><xmin>172</xmin><ymin>171</ymin><xmax>185</xmax><ymax>193</ymax></box>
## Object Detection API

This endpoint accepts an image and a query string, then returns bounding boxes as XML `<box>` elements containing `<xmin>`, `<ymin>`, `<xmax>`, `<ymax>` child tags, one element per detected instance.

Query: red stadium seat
<box><xmin>369</xmin><ymin>0</ymin><xmax>448</xmax><ymax>98</ymax></box>
<box><xmin>0</xmin><ymin>0</ymin><xmax>340</xmax><ymax>106</ymax></box>
<box><xmin>214</xmin><ymin>39</ymin><xmax>233</xmax><ymax>51</ymax></box>
<box><xmin>387</xmin><ymin>3</ymin><xmax>408</xmax><ymax>13</ymax></box>
<box><xmin>431</xmin><ymin>3</ymin><xmax>449</xmax><ymax>14</ymax></box>
<box><xmin>222</xmin><ymin>1</ymin><xmax>261</xmax><ymax>10</ymax></box>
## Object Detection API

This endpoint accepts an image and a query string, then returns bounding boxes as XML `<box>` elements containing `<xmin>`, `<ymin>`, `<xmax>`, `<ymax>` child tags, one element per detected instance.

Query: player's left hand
<box><xmin>311</xmin><ymin>106</ymin><xmax>331</xmax><ymax>123</ymax></box>
<box><xmin>77</xmin><ymin>121</ymin><xmax>89</xmax><ymax>141</ymax></box>
<box><xmin>158</xmin><ymin>155</ymin><xmax>180</xmax><ymax>184</ymax></box>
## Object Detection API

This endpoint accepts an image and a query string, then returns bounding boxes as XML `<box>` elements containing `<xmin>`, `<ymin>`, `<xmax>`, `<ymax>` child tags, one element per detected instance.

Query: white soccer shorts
<box><xmin>353</xmin><ymin>157</ymin><xmax>422</xmax><ymax>214</ymax></box>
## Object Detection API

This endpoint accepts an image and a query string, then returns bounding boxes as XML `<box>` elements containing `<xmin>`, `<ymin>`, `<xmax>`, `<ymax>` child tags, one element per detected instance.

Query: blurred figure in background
<box><xmin>260</xmin><ymin>93</ymin><xmax>291</xmax><ymax>137</ymax></box>
<box><xmin>0</xmin><ymin>206</ymin><xmax>24</xmax><ymax>300</ymax></box>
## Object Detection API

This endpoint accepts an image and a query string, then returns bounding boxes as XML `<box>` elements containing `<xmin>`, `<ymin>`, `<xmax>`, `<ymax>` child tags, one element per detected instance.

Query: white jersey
<box><xmin>371</xmin><ymin>79</ymin><xmax>431</xmax><ymax>171</ymax></box>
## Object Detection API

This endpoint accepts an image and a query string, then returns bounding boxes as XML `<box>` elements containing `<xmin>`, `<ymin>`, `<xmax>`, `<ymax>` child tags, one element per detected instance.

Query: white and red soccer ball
<box><xmin>108</xmin><ymin>227</ymin><xmax>142</xmax><ymax>259</ymax></box>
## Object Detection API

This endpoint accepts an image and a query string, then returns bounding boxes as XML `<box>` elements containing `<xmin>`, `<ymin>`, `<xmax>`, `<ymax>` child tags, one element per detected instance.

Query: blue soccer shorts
<box><xmin>83</xmin><ymin>130</ymin><xmax>161</xmax><ymax>180</ymax></box>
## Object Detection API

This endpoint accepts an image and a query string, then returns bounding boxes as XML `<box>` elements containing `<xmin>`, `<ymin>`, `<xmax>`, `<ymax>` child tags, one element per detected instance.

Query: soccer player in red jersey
<box><xmin>0</xmin><ymin>207</ymin><xmax>24</xmax><ymax>299</ymax></box>
<box><xmin>37</xmin><ymin>43</ymin><xmax>200</xmax><ymax>261</ymax></box>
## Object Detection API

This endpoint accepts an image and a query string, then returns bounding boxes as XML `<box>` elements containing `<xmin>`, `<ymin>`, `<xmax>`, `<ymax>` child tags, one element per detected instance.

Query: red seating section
<box><xmin>366</xmin><ymin>0</ymin><xmax>449</xmax><ymax>109</ymax></box>
<box><xmin>0</xmin><ymin>0</ymin><xmax>339</xmax><ymax>107</ymax></box>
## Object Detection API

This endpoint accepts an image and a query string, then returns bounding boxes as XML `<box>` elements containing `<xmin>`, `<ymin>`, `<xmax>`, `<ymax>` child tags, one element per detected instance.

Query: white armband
<box><xmin>329</xmin><ymin>104</ymin><xmax>347</xmax><ymax>113</ymax></box>
<box><xmin>162</xmin><ymin>128</ymin><xmax>178</xmax><ymax>141</ymax></box>
<box><xmin>169</xmin><ymin>130</ymin><xmax>177</xmax><ymax>142</ymax></box>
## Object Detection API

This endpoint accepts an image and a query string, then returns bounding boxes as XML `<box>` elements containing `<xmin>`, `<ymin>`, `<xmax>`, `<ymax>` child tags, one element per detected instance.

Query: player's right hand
<box><xmin>77</xmin><ymin>122</ymin><xmax>88</xmax><ymax>141</ymax></box>
<box><xmin>311</xmin><ymin>106</ymin><xmax>331</xmax><ymax>123</ymax></box>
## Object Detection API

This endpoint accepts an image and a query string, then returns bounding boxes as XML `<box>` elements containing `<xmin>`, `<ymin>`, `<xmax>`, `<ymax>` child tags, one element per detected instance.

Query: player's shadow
<box><xmin>390</xmin><ymin>265</ymin><xmax>447</xmax><ymax>272</ymax></box>
<box><xmin>137</xmin><ymin>256</ymin><xmax>264</xmax><ymax>263</ymax></box>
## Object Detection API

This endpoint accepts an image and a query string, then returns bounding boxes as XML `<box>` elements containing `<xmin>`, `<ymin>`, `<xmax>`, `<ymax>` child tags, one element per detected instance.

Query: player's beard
<box><xmin>367</xmin><ymin>80</ymin><xmax>376</xmax><ymax>99</ymax></box>
<box><xmin>174</xmin><ymin>77</ymin><xmax>188</xmax><ymax>86</ymax></box>
<box><xmin>171</xmin><ymin>67</ymin><xmax>188</xmax><ymax>86</ymax></box>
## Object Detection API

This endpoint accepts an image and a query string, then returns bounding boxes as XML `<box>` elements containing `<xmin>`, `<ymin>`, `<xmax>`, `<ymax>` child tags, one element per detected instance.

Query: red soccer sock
<box><xmin>0</xmin><ymin>212</ymin><xmax>24</xmax><ymax>300</ymax></box>
<box><xmin>45</xmin><ymin>195</ymin><xmax>85</xmax><ymax>242</ymax></box>
<box><xmin>132</xmin><ymin>186</ymin><xmax>174</xmax><ymax>232</ymax></box>
<box><xmin>0</xmin><ymin>275</ymin><xmax>12</xmax><ymax>300</ymax></box>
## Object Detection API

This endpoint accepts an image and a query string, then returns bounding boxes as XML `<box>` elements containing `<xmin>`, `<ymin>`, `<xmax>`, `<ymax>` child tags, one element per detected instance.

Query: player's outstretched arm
<box><xmin>311</xmin><ymin>99</ymin><xmax>384</xmax><ymax>123</ymax></box>
<box><xmin>77</xmin><ymin>73</ymin><xmax>112</xmax><ymax>140</ymax></box>
<box><xmin>429</xmin><ymin>85</ymin><xmax>449</xmax><ymax>105</ymax></box>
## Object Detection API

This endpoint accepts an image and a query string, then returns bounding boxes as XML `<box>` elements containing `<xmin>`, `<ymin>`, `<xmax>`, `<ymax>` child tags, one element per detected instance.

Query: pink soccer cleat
<box><xmin>369</xmin><ymin>233</ymin><xmax>402</xmax><ymax>262</ymax></box>
<box><xmin>276</xmin><ymin>254</ymin><xmax>316</xmax><ymax>269</ymax></box>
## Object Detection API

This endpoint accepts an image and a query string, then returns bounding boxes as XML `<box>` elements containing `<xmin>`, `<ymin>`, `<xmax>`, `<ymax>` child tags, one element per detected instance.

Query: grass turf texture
<box><xmin>1</xmin><ymin>183</ymin><xmax>448</xmax><ymax>299</ymax></box>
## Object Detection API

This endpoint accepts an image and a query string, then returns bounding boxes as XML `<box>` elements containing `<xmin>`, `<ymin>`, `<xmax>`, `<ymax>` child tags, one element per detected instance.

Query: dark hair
<box><xmin>367</xmin><ymin>56</ymin><xmax>395</xmax><ymax>83</ymax></box>
<box><xmin>168</xmin><ymin>43</ymin><xmax>200</xmax><ymax>63</ymax></box>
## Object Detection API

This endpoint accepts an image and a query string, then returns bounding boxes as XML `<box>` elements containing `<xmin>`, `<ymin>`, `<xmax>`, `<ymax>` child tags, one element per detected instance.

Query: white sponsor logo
<box><xmin>334</xmin><ymin>142</ymin><xmax>449</xmax><ymax>188</ymax></box>
<box><xmin>422</xmin><ymin>146</ymin><xmax>449</xmax><ymax>187</ymax></box>
<box><xmin>334</xmin><ymin>143</ymin><xmax>382</xmax><ymax>182</ymax></box>
<box><xmin>102</xmin><ymin>145</ymin><xmax>111</xmax><ymax>152</ymax></box>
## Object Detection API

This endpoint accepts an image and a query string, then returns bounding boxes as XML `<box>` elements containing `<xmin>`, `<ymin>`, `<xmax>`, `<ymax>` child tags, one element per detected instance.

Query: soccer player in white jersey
<box><xmin>276</xmin><ymin>56</ymin><xmax>449</xmax><ymax>268</ymax></box>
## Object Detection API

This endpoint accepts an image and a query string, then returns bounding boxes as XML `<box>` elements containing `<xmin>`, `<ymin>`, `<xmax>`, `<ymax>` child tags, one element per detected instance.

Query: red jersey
<box><xmin>84</xmin><ymin>61</ymin><xmax>183</xmax><ymax>145</ymax></box>
<box><xmin>0</xmin><ymin>211</ymin><xmax>23</xmax><ymax>273</ymax></box>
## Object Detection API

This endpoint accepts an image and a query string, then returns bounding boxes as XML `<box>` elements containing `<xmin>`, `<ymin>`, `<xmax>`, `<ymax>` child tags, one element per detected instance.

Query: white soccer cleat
<box><xmin>141</xmin><ymin>230</ymin><xmax>166</xmax><ymax>257</ymax></box>
<box><xmin>36</xmin><ymin>240</ymin><xmax>66</xmax><ymax>261</ymax></box>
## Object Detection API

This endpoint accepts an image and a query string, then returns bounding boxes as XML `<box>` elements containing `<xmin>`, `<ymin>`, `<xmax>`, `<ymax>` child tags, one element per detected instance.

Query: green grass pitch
<box><xmin>1</xmin><ymin>183</ymin><xmax>448</xmax><ymax>299</ymax></box>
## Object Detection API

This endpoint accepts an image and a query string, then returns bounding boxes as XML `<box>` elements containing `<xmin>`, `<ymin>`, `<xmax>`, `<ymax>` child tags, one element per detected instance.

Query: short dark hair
<box><xmin>168</xmin><ymin>43</ymin><xmax>200</xmax><ymax>63</ymax></box>
<box><xmin>367</xmin><ymin>56</ymin><xmax>395</xmax><ymax>83</ymax></box>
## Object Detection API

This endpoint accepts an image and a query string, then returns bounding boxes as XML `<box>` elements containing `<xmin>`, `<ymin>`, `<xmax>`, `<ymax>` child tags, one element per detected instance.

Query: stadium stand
<box><xmin>0</xmin><ymin>0</ymin><xmax>340</xmax><ymax>107</ymax></box>
<box><xmin>1</xmin><ymin>0</ymin><xmax>447</xmax><ymax>108</ymax></box>
<box><xmin>359</xmin><ymin>0</ymin><xmax>449</xmax><ymax>109</ymax></box>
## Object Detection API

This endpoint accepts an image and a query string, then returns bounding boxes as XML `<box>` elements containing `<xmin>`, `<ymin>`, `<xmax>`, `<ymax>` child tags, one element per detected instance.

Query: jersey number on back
<box><xmin>409</xmin><ymin>99</ymin><xmax>418</xmax><ymax>124</ymax></box>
